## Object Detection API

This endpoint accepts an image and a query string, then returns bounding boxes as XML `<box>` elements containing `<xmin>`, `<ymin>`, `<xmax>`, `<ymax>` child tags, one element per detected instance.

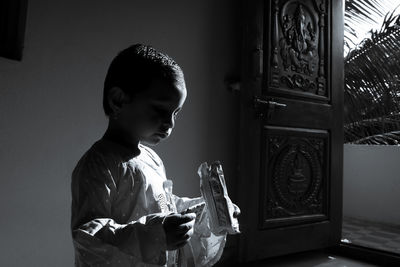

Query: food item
<box><xmin>198</xmin><ymin>161</ymin><xmax>240</xmax><ymax>235</ymax></box>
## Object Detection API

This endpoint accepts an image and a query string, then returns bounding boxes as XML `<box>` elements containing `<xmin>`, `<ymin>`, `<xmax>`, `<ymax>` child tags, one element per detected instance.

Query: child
<box><xmin>71</xmin><ymin>44</ymin><xmax>240</xmax><ymax>266</ymax></box>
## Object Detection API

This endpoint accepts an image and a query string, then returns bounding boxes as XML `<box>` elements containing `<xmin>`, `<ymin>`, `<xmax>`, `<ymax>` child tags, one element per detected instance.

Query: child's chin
<box><xmin>142</xmin><ymin>135</ymin><xmax>166</xmax><ymax>146</ymax></box>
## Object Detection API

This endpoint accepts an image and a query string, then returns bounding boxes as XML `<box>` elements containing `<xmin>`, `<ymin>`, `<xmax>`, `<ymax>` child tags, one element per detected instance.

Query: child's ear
<box><xmin>107</xmin><ymin>87</ymin><xmax>128</xmax><ymax>116</ymax></box>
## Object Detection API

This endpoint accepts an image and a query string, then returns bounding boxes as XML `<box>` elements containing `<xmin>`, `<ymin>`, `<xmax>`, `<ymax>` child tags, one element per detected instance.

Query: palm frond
<box><xmin>344</xmin><ymin>0</ymin><xmax>386</xmax><ymax>48</ymax></box>
<box><xmin>344</xmin><ymin>2</ymin><xmax>400</xmax><ymax>145</ymax></box>
<box><xmin>344</xmin><ymin>0</ymin><xmax>399</xmax><ymax>55</ymax></box>
<box><xmin>349</xmin><ymin>130</ymin><xmax>400</xmax><ymax>145</ymax></box>
<box><xmin>344</xmin><ymin>114</ymin><xmax>400</xmax><ymax>143</ymax></box>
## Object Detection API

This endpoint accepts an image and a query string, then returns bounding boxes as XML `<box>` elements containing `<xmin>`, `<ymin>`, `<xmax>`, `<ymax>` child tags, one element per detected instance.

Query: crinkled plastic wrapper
<box><xmin>198</xmin><ymin>161</ymin><xmax>240</xmax><ymax>235</ymax></box>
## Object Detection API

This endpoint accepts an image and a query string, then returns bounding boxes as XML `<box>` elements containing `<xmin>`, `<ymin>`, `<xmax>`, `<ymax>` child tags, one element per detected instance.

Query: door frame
<box><xmin>327</xmin><ymin>243</ymin><xmax>400</xmax><ymax>266</ymax></box>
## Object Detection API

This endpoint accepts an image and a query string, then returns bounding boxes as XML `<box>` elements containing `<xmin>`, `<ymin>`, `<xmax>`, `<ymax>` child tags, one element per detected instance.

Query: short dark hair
<box><xmin>103</xmin><ymin>44</ymin><xmax>183</xmax><ymax>116</ymax></box>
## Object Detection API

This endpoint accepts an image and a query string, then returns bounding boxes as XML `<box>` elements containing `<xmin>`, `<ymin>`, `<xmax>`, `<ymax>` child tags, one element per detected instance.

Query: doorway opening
<box><xmin>342</xmin><ymin>0</ymin><xmax>400</xmax><ymax>255</ymax></box>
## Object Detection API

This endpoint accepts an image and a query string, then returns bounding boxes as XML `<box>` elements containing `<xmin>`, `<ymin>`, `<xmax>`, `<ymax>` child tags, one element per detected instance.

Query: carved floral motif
<box><xmin>281</xmin><ymin>74</ymin><xmax>316</xmax><ymax>91</ymax></box>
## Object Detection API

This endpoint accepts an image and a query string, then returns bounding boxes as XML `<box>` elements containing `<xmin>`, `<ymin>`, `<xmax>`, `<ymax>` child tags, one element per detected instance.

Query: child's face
<box><xmin>118</xmin><ymin>78</ymin><xmax>187</xmax><ymax>145</ymax></box>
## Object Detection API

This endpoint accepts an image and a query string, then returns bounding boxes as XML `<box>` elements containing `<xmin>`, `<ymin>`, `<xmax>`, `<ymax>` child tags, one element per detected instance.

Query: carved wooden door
<box><xmin>237</xmin><ymin>0</ymin><xmax>343</xmax><ymax>262</ymax></box>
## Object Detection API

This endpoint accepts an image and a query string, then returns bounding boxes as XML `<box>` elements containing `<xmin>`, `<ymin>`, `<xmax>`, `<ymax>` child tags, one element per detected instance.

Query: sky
<box><xmin>345</xmin><ymin>0</ymin><xmax>400</xmax><ymax>55</ymax></box>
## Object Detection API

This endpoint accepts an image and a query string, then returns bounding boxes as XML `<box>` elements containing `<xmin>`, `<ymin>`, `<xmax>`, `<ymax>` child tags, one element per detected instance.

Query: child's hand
<box><xmin>233</xmin><ymin>203</ymin><xmax>241</xmax><ymax>218</ymax></box>
<box><xmin>162</xmin><ymin>213</ymin><xmax>196</xmax><ymax>251</ymax></box>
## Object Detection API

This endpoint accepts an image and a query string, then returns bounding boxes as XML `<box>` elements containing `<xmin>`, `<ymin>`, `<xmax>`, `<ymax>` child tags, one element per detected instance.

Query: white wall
<box><xmin>0</xmin><ymin>0</ymin><xmax>240</xmax><ymax>266</ymax></box>
<box><xmin>343</xmin><ymin>144</ymin><xmax>400</xmax><ymax>226</ymax></box>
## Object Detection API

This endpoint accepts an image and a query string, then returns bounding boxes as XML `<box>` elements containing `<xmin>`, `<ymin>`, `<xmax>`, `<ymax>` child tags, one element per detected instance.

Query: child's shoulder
<box><xmin>72</xmin><ymin>141</ymin><xmax>110</xmax><ymax>175</ymax></box>
<box><xmin>72</xmin><ymin>140</ymin><xmax>164</xmax><ymax>177</ymax></box>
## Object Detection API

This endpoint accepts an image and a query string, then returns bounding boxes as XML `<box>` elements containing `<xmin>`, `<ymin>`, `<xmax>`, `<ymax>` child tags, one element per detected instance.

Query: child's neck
<box><xmin>103</xmin><ymin>122</ymin><xmax>140</xmax><ymax>154</ymax></box>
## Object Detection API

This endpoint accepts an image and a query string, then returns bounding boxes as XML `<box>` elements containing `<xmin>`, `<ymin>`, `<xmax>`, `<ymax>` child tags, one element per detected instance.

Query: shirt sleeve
<box><xmin>71</xmin><ymin>152</ymin><xmax>167</xmax><ymax>266</ymax></box>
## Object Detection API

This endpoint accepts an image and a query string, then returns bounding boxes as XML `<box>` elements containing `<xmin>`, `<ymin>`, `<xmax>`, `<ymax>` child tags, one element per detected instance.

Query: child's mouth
<box><xmin>154</xmin><ymin>132</ymin><xmax>169</xmax><ymax>138</ymax></box>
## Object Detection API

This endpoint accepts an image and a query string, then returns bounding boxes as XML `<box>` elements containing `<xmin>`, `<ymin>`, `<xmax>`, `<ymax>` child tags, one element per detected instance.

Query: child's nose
<box><xmin>162</xmin><ymin>114</ymin><xmax>175</xmax><ymax>129</ymax></box>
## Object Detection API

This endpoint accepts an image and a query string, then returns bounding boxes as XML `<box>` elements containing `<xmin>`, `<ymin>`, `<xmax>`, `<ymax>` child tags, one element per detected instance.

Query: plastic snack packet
<box><xmin>198</xmin><ymin>161</ymin><xmax>240</xmax><ymax>235</ymax></box>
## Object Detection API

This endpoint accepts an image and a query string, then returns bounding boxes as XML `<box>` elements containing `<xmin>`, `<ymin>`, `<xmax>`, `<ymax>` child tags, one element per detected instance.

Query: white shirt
<box><xmin>71</xmin><ymin>138</ymin><xmax>226</xmax><ymax>266</ymax></box>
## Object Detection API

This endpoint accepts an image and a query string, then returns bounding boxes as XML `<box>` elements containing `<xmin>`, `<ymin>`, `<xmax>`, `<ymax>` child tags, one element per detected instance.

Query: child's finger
<box><xmin>169</xmin><ymin>229</ymin><xmax>193</xmax><ymax>249</ymax></box>
<box><xmin>180</xmin><ymin>228</ymin><xmax>194</xmax><ymax>239</ymax></box>
<box><xmin>164</xmin><ymin>213</ymin><xmax>193</xmax><ymax>225</ymax></box>
<box><xmin>175</xmin><ymin>221</ymin><xmax>193</xmax><ymax>234</ymax></box>
<box><xmin>177</xmin><ymin>228</ymin><xmax>194</xmax><ymax>242</ymax></box>
<box><xmin>179</xmin><ymin>213</ymin><xmax>196</xmax><ymax>223</ymax></box>
<box><xmin>233</xmin><ymin>204</ymin><xmax>241</xmax><ymax>217</ymax></box>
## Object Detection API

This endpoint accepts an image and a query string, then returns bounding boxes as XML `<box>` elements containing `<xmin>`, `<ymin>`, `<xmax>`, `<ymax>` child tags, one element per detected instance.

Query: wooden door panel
<box><xmin>238</xmin><ymin>0</ymin><xmax>343</xmax><ymax>262</ymax></box>
<box><xmin>266</xmin><ymin>0</ymin><xmax>330</xmax><ymax>102</ymax></box>
<box><xmin>257</xmin><ymin>97</ymin><xmax>333</xmax><ymax>128</ymax></box>
<box><xmin>251</xmin><ymin>220</ymin><xmax>332</xmax><ymax>259</ymax></box>
<box><xmin>260</xmin><ymin>126</ymin><xmax>329</xmax><ymax>229</ymax></box>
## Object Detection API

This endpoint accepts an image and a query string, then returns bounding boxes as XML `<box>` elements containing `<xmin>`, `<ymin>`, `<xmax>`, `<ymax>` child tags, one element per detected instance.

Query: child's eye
<box><xmin>151</xmin><ymin>105</ymin><xmax>181</xmax><ymax>121</ymax></box>
<box><xmin>153</xmin><ymin>106</ymin><xmax>168</xmax><ymax>115</ymax></box>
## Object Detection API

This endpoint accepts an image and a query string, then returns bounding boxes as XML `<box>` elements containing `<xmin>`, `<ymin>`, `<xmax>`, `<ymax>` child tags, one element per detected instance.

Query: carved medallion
<box><xmin>272</xmin><ymin>141</ymin><xmax>322</xmax><ymax>209</ymax></box>
<box><xmin>263</xmin><ymin>131</ymin><xmax>327</xmax><ymax>225</ymax></box>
